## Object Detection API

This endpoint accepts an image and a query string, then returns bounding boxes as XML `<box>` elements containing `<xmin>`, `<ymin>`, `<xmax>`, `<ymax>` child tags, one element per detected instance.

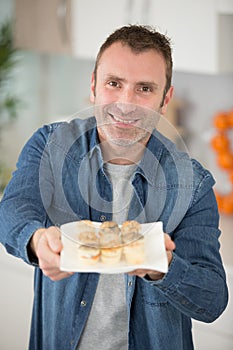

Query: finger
<box><xmin>128</xmin><ymin>269</ymin><xmax>147</xmax><ymax>277</ymax></box>
<box><xmin>38</xmin><ymin>248</ymin><xmax>60</xmax><ymax>272</ymax></box>
<box><xmin>37</xmin><ymin>234</ymin><xmax>61</xmax><ymax>272</ymax></box>
<box><xmin>35</xmin><ymin>227</ymin><xmax>72</xmax><ymax>281</ymax></box>
<box><xmin>43</xmin><ymin>269</ymin><xmax>73</xmax><ymax>281</ymax></box>
<box><xmin>164</xmin><ymin>233</ymin><xmax>176</xmax><ymax>251</ymax></box>
<box><xmin>43</xmin><ymin>267</ymin><xmax>73</xmax><ymax>281</ymax></box>
<box><xmin>46</xmin><ymin>227</ymin><xmax>63</xmax><ymax>253</ymax></box>
<box><xmin>128</xmin><ymin>269</ymin><xmax>164</xmax><ymax>280</ymax></box>
<box><xmin>39</xmin><ymin>250</ymin><xmax>70</xmax><ymax>280</ymax></box>
<box><xmin>51</xmin><ymin>272</ymin><xmax>74</xmax><ymax>282</ymax></box>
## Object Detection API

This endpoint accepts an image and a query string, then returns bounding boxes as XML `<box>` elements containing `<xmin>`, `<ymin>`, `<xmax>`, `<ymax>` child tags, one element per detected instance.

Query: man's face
<box><xmin>91</xmin><ymin>42</ymin><xmax>173</xmax><ymax>147</ymax></box>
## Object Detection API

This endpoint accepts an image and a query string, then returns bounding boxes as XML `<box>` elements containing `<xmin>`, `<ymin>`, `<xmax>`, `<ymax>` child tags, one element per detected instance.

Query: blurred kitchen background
<box><xmin>0</xmin><ymin>0</ymin><xmax>232</xmax><ymax>349</ymax></box>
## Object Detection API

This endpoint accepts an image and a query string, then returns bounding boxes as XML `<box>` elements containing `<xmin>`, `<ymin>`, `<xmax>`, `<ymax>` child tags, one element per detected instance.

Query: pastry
<box><xmin>101</xmin><ymin>247</ymin><xmax>122</xmax><ymax>265</ymax></box>
<box><xmin>121</xmin><ymin>220</ymin><xmax>142</xmax><ymax>244</ymax></box>
<box><xmin>76</xmin><ymin>220</ymin><xmax>95</xmax><ymax>234</ymax></box>
<box><xmin>99</xmin><ymin>221</ymin><xmax>120</xmax><ymax>236</ymax></box>
<box><xmin>123</xmin><ymin>238</ymin><xmax>145</xmax><ymax>265</ymax></box>
<box><xmin>77</xmin><ymin>245</ymin><xmax>101</xmax><ymax>265</ymax></box>
<box><xmin>77</xmin><ymin>231</ymin><xmax>99</xmax><ymax>247</ymax></box>
<box><xmin>99</xmin><ymin>234</ymin><xmax>121</xmax><ymax>248</ymax></box>
<box><xmin>99</xmin><ymin>222</ymin><xmax>122</xmax><ymax>264</ymax></box>
<box><xmin>98</xmin><ymin>221</ymin><xmax>121</xmax><ymax>248</ymax></box>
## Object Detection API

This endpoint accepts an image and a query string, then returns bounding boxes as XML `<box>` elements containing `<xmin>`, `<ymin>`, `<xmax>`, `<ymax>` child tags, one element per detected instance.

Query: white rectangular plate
<box><xmin>60</xmin><ymin>221</ymin><xmax>168</xmax><ymax>274</ymax></box>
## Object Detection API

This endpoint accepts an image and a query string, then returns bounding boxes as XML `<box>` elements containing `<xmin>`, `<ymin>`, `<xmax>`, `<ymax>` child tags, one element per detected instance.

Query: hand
<box><xmin>30</xmin><ymin>226</ymin><xmax>73</xmax><ymax>281</ymax></box>
<box><xmin>128</xmin><ymin>233</ymin><xmax>175</xmax><ymax>280</ymax></box>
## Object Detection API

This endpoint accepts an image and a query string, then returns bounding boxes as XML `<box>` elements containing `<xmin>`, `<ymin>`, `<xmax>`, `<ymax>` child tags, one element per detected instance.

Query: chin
<box><xmin>111</xmin><ymin>130</ymin><xmax>151</xmax><ymax>147</ymax></box>
<box><xmin>99</xmin><ymin>124</ymin><xmax>150</xmax><ymax>147</ymax></box>
<box><xmin>109</xmin><ymin>137</ymin><xmax>139</xmax><ymax>147</ymax></box>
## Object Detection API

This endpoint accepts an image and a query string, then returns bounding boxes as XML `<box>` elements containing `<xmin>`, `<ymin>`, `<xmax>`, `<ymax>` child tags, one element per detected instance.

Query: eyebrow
<box><xmin>105</xmin><ymin>75</ymin><xmax>160</xmax><ymax>89</ymax></box>
<box><xmin>137</xmin><ymin>81</ymin><xmax>160</xmax><ymax>90</ymax></box>
<box><xmin>104</xmin><ymin>75</ymin><xmax>126</xmax><ymax>83</ymax></box>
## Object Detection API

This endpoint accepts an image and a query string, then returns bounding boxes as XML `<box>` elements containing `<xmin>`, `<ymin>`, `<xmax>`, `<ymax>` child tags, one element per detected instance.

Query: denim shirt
<box><xmin>0</xmin><ymin>117</ymin><xmax>228</xmax><ymax>350</ymax></box>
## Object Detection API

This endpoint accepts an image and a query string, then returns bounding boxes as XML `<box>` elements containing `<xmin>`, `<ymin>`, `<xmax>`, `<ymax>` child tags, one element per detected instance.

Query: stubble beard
<box><xmin>96</xmin><ymin>103</ymin><xmax>161</xmax><ymax>148</ymax></box>
<box><xmin>100</xmin><ymin>123</ymin><xmax>150</xmax><ymax>147</ymax></box>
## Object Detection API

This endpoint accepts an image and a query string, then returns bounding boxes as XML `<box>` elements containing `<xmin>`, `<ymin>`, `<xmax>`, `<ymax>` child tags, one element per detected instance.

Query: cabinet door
<box><xmin>14</xmin><ymin>0</ymin><xmax>130</xmax><ymax>58</ymax></box>
<box><xmin>14</xmin><ymin>0</ymin><xmax>73</xmax><ymax>54</ymax></box>
<box><xmin>70</xmin><ymin>0</ymin><xmax>129</xmax><ymax>59</ymax></box>
<box><xmin>147</xmin><ymin>0</ymin><xmax>233</xmax><ymax>73</ymax></box>
<box><xmin>147</xmin><ymin>0</ymin><xmax>217</xmax><ymax>73</ymax></box>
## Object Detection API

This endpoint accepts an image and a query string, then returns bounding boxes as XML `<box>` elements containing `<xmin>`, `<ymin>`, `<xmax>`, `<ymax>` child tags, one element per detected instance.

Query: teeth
<box><xmin>112</xmin><ymin>114</ymin><xmax>135</xmax><ymax>124</ymax></box>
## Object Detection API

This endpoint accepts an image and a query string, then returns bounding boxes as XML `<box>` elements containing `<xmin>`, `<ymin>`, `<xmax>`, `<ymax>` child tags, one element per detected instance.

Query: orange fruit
<box><xmin>213</xmin><ymin>112</ymin><xmax>229</xmax><ymax>130</ymax></box>
<box><xmin>217</xmin><ymin>152</ymin><xmax>233</xmax><ymax>169</ymax></box>
<box><xmin>211</xmin><ymin>110</ymin><xmax>233</xmax><ymax>214</ymax></box>
<box><xmin>227</xmin><ymin>110</ymin><xmax>233</xmax><ymax>127</ymax></box>
<box><xmin>210</xmin><ymin>133</ymin><xmax>229</xmax><ymax>151</ymax></box>
<box><xmin>221</xmin><ymin>194</ymin><xmax>233</xmax><ymax>214</ymax></box>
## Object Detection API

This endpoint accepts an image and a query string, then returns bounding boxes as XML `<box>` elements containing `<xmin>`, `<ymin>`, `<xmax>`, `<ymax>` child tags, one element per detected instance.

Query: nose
<box><xmin>116</xmin><ymin>102</ymin><xmax>137</xmax><ymax>115</ymax></box>
<box><xmin>117</xmin><ymin>88</ymin><xmax>137</xmax><ymax>114</ymax></box>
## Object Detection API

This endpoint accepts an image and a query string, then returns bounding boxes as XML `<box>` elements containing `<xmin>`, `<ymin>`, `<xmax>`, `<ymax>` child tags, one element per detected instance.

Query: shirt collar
<box><xmin>88</xmin><ymin>122</ymin><xmax>166</xmax><ymax>186</ymax></box>
<box><xmin>135</xmin><ymin>130</ymin><xmax>165</xmax><ymax>186</ymax></box>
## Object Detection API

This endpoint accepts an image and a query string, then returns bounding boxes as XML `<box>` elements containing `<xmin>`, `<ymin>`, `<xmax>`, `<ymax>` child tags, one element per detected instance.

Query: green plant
<box><xmin>0</xmin><ymin>20</ymin><xmax>20</xmax><ymax>191</ymax></box>
<box><xmin>0</xmin><ymin>20</ymin><xmax>20</xmax><ymax>129</ymax></box>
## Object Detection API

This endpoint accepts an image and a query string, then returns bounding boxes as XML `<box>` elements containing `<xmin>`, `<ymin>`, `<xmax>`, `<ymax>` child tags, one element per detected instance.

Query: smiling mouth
<box><xmin>109</xmin><ymin>113</ymin><xmax>138</xmax><ymax>124</ymax></box>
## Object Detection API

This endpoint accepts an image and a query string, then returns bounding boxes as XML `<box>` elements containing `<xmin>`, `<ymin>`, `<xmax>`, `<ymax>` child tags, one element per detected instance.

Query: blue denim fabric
<box><xmin>0</xmin><ymin>117</ymin><xmax>228</xmax><ymax>350</ymax></box>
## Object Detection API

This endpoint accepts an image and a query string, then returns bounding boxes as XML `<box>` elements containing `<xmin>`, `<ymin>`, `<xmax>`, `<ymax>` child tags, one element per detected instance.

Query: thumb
<box><xmin>47</xmin><ymin>227</ymin><xmax>63</xmax><ymax>253</ymax></box>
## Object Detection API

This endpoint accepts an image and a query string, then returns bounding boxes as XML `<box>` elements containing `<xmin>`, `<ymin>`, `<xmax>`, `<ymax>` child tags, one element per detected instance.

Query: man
<box><xmin>0</xmin><ymin>25</ymin><xmax>228</xmax><ymax>349</ymax></box>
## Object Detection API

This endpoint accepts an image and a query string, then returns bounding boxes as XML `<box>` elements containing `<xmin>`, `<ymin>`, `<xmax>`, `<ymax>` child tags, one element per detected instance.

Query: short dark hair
<box><xmin>93</xmin><ymin>24</ymin><xmax>173</xmax><ymax>94</ymax></box>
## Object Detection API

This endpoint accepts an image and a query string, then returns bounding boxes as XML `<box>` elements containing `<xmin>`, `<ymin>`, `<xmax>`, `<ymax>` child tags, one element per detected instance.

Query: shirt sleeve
<box><xmin>0</xmin><ymin>124</ymin><xmax>55</xmax><ymax>265</ymax></box>
<box><xmin>144</xmin><ymin>170</ymin><xmax>228</xmax><ymax>323</ymax></box>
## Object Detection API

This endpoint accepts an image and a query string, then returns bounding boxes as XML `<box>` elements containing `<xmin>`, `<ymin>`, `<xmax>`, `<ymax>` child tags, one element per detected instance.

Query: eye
<box><xmin>107</xmin><ymin>81</ymin><xmax>120</xmax><ymax>88</ymax></box>
<box><xmin>138</xmin><ymin>85</ymin><xmax>153</xmax><ymax>93</ymax></box>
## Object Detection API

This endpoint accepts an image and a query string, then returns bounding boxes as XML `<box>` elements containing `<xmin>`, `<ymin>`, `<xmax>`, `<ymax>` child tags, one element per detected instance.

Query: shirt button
<box><xmin>128</xmin><ymin>281</ymin><xmax>133</xmax><ymax>287</ymax></box>
<box><xmin>100</xmin><ymin>215</ymin><xmax>106</xmax><ymax>221</ymax></box>
<box><xmin>81</xmin><ymin>300</ymin><xmax>86</xmax><ymax>307</ymax></box>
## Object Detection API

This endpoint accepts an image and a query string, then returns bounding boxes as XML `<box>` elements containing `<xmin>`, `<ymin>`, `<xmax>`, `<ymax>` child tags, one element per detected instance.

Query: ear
<box><xmin>160</xmin><ymin>86</ymin><xmax>174</xmax><ymax>115</ymax></box>
<box><xmin>90</xmin><ymin>72</ymin><xmax>96</xmax><ymax>103</ymax></box>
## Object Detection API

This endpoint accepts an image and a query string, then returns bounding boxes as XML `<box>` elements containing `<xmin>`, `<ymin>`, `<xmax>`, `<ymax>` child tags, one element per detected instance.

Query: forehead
<box><xmin>97</xmin><ymin>42</ymin><xmax>166</xmax><ymax>84</ymax></box>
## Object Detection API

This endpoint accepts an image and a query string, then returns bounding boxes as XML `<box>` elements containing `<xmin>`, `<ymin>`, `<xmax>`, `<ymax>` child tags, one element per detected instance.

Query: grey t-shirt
<box><xmin>77</xmin><ymin>162</ymin><xmax>136</xmax><ymax>350</ymax></box>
